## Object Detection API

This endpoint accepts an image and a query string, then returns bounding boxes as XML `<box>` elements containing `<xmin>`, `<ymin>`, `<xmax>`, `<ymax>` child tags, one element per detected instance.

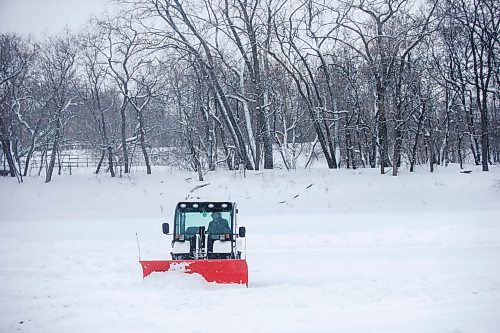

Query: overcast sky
<box><xmin>0</xmin><ymin>0</ymin><xmax>108</xmax><ymax>35</ymax></box>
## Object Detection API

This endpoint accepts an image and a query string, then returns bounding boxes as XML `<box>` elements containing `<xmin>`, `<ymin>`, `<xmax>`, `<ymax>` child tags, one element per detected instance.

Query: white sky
<box><xmin>0</xmin><ymin>0</ymin><xmax>108</xmax><ymax>35</ymax></box>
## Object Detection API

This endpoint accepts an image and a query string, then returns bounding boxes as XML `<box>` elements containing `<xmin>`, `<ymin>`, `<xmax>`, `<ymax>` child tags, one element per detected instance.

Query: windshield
<box><xmin>174</xmin><ymin>210</ymin><xmax>232</xmax><ymax>237</ymax></box>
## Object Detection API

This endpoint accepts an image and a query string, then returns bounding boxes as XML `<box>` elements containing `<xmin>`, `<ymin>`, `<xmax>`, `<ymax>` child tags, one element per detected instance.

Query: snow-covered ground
<box><xmin>1</xmin><ymin>164</ymin><xmax>499</xmax><ymax>332</ymax></box>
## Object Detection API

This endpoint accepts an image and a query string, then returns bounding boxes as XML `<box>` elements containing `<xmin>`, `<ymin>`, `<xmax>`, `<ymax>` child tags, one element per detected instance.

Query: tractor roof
<box><xmin>176</xmin><ymin>202</ymin><xmax>235</xmax><ymax>212</ymax></box>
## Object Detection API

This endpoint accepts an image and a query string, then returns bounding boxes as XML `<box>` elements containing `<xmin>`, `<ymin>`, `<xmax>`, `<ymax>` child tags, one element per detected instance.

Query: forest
<box><xmin>0</xmin><ymin>0</ymin><xmax>498</xmax><ymax>182</ymax></box>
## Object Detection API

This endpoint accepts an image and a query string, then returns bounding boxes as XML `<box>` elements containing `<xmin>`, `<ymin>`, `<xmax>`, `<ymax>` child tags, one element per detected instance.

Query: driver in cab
<box><xmin>207</xmin><ymin>212</ymin><xmax>230</xmax><ymax>235</ymax></box>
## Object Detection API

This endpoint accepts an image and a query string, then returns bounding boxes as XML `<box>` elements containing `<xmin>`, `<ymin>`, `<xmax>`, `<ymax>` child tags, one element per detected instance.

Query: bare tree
<box><xmin>267</xmin><ymin>1</ymin><xmax>339</xmax><ymax>169</ymax></box>
<box><xmin>145</xmin><ymin>0</ymin><xmax>256</xmax><ymax>170</ymax></box>
<box><xmin>37</xmin><ymin>33</ymin><xmax>79</xmax><ymax>183</ymax></box>
<box><xmin>0</xmin><ymin>34</ymin><xmax>33</xmax><ymax>179</ymax></box>
<box><xmin>222</xmin><ymin>0</ymin><xmax>274</xmax><ymax>169</ymax></box>
<box><xmin>459</xmin><ymin>0</ymin><xmax>499</xmax><ymax>171</ymax></box>
<box><xmin>78</xmin><ymin>38</ymin><xmax>118</xmax><ymax>177</ymax></box>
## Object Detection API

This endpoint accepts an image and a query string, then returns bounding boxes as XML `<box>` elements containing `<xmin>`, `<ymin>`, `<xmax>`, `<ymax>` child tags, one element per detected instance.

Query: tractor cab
<box><xmin>163</xmin><ymin>202</ymin><xmax>246</xmax><ymax>260</ymax></box>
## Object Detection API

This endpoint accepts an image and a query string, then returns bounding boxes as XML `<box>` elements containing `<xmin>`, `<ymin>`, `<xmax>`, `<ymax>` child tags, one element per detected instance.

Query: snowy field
<box><xmin>1</xmin><ymin>164</ymin><xmax>500</xmax><ymax>332</ymax></box>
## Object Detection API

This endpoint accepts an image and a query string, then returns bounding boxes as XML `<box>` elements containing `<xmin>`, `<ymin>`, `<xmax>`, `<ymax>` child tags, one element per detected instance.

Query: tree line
<box><xmin>0</xmin><ymin>0</ymin><xmax>498</xmax><ymax>182</ymax></box>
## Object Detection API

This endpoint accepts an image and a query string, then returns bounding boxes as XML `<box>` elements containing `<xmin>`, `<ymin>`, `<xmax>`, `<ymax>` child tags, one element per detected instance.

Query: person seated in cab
<box><xmin>207</xmin><ymin>212</ymin><xmax>231</xmax><ymax>256</ymax></box>
<box><xmin>207</xmin><ymin>212</ymin><xmax>230</xmax><ymax>235</ymax></box>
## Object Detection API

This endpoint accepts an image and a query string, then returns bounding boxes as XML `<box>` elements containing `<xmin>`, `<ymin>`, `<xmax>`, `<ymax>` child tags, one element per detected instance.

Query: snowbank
<box><xmin>1</xmin><ymin>164</ymin><xmax>499</xmax><ymax>332</ymax></box>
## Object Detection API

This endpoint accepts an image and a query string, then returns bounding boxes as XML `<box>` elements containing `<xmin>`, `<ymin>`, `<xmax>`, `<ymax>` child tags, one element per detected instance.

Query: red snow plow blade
<box><xmin>140</xmin><ymin>259</ymin><xmax>248</xmax><ymax>286</ymax></box>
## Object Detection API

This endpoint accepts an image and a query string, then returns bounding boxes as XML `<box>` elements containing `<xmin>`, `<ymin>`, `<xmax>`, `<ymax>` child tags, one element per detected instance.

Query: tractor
<box><xmin>140</xmin><ymin>202</ymin><xmax>248</xmax><ymax>286</ymax></box>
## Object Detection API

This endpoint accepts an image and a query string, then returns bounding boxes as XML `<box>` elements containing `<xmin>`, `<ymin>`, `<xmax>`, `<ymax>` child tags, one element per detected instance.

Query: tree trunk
<box><xmin>316</xmin><ymin>44</ymin><xmax>339</xmax><ymax>169</ymax></box>
<box><xmin>0</xmin><ymin>140</ymin><xmax>16</xmax><ymax>177</ymax></box>
<box><xmin>253</xmin><ymin>55</ymin><xmax>273</xmax><ymax>170</ymax></box>
<box><xmin>95</xmin><ymin>151</ymin><xmax>105</xmax><ymax>174</ymax></box>
<box><xmin>119</xmin><ymin>99</ymin><xmax>129</xmax><ymax>174</ymax></box>
<box><xmin>38</xmin><ymin>144</ymin><xmax>47</xmax><ymax>177</ymax></box>
<box><xmin>134</xmin><ymin>107</ymin><xmax>151</xmax><ymax>175</ymax></box>
<box><xmin>23</xmin><ymin>129</ymin><xmax>39</xmax><ymax>177</ymax></box>
<box><xmin>376</xmin><ymin>80</ymin><xmax>390</xmax><ymax>174</ymax></box>
<box><xmin>410</xmin><ymin>101</ymin><xmax>426</xmax><ymax>172</ymax></box>
<box><xmin>369</xmin><ymin>132</ymin><xmax>377</xmax><ymax>168</ymax></box>
<box><xmin>107</xmin><ymin>146</ymin><xmax>115</xmax><ymax>177</ymax></box>
<box><xmin>0</xmin><ymin>116</ymin><xmax>16</xmax><ymax>177</ymax></box>
<box><xmin>45</xmin><ymin>119</ymin><xmax>60</xmax><ymax>183</ymax></box>
<box><xmin>392</xmin><ymin>124</ymin><xmax>403</xmax><ymax>176</ymax></box>
<box><xmin>392</xmin><ymin>58</ymin><xmax>406</xmax><ymax>176</ymax></box>
<box><xmin>479</xmin><ymin>91</ymin><xmax>490</xmax><ymax>171</ymax></box>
